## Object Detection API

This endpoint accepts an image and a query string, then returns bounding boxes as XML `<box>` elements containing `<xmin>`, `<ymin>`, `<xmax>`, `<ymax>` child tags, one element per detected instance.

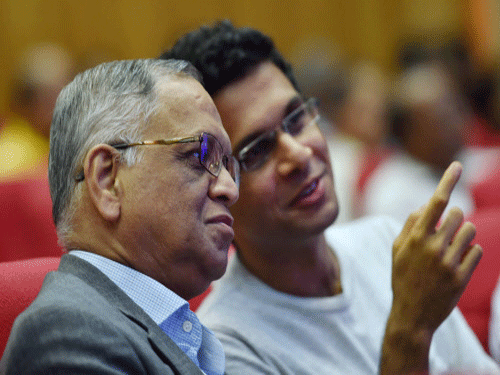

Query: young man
<box><xmin>1</xmin><ymin>59</ymin><xmax>239</xmax><ymax>374</ymax></box>
<box><xmin>161</xmin><ymin>21</ymin><xmax>499</xmax><ymax>374</ymax></box>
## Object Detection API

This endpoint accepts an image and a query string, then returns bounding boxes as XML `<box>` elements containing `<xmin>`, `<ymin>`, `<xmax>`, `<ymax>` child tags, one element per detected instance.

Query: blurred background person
<box><xmin>359</xmin><ymin>59</ymin><xmax>476</xmax><ymax>223</ymax></box>
<box><xmin>0</xmin><ymin>42</ymin><xmax>75</xmax><ymax>182</ymax></box>
<box><xmin>0</xmin><ymin>42</ymin><xmax>76</xmax><ymax>262</ymax></box>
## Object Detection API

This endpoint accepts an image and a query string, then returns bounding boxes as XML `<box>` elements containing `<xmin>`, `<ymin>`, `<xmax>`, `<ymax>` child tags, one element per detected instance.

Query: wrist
<box><xmin>380</xmin><ymin>310</ymin><xmax>434</xmax><ymax>375</ymax></box>
<box><xmin>385</xmin><ymin>316</ymin><xmax>433</xmax><ymax>353</ymax></box>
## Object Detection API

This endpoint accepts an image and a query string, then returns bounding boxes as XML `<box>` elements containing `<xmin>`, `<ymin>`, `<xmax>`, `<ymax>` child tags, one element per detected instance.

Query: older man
<box><xmin>0</xmin><ymin>59</ymin><xmax>239</xmax><ymax>374</ymax></box>
<box><xmin>161</xmin><ymin>21</ymin><xmax>499</xmax><ymax>374</ymax></box>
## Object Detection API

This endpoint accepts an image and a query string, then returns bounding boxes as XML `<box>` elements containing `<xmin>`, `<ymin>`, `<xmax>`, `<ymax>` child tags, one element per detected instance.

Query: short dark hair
<box><xmin>160</xmin><ymin>20</ymin><xmax>299</xmax><ymax>96</ymax></box>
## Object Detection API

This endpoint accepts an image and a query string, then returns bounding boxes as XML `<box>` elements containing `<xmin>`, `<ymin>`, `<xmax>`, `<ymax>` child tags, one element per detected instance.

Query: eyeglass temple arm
<box><xmin>75</xmin><ymin>135</ymin><xmax>203</xmax><ymax>181</ymax></box>
<box><xmin>111</xmin><ymin>135</ymin><xmax>201</xmax><ymax>149</ymax></box>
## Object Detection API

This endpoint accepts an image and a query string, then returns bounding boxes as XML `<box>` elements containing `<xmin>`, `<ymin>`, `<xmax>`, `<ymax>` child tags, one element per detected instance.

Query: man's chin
<box><xmin>204</xmin><ymin>262</ymin><xmax>227</xmax><ymax>285</ymax></box>
<box><xmin>207</xmin><ymin>248</ymin><xmax>230</xmax><ymax>279</ymax></box>
<box><xmin>303</xmin><ymin>201</ymin><xmax>339</xmax><ymax>234</ymax></box>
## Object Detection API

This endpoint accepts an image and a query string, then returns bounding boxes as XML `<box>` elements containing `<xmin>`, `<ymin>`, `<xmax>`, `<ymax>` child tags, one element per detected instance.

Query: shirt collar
<box><xmin>70</xmin><ymin>250</ymin><xmax>186</xmax><ymax>324</ymax></box>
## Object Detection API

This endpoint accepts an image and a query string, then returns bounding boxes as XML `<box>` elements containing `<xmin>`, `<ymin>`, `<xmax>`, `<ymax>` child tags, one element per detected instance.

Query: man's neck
<box><xmin>235</xmin><ymin>234</ymin><xmax>342</xmax><ymax>297</ymax></box>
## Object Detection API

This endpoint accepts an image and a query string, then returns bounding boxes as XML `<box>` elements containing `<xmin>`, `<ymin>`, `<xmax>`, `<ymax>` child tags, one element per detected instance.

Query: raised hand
<box><xmin>380</xmin><ymin>161</ymin><xmax>483</xmax><ymax>375</ymax></box>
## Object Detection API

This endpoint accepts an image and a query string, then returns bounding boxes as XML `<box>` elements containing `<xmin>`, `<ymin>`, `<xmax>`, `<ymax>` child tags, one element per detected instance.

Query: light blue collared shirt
<box><xmin>70</xmin><ymin>250</ymin><xmax>224</xmax><ymax>375</ymax></box>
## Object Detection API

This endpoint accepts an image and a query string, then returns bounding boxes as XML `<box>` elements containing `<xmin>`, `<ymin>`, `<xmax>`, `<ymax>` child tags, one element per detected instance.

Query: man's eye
<box><xmin>241</xmin><ymin>137</ymin><xmax>274</xmax><ymax>168</ymax></box>
<box><xmin>286</xmin><ymin>108</ymin><xmax>307</xmax><ymax>135</ymax></box>
<box><xmin>183</xmin><ymin>148</ymin><xmax>199</xmax><ymax>159</ymax></box>
<box><xmin>179</xmin><ymin>149</ymin><xmax>204</xmax><ymax>170</ymax></box>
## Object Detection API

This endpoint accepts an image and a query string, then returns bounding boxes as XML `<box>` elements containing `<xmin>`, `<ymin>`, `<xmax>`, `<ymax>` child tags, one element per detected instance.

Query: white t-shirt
<box><xmin>197</xmin><ymin>216</ymin><xmax>499</xmax><ymax>374</ymax></box>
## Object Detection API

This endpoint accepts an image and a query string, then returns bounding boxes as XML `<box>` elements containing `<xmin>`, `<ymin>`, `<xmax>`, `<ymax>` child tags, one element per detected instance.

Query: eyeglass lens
<box><xmin>200</xmin><ymin>133</ymin><xmax>240</xmax><ymax>186</ymax></box>
<box><xmin>238</xmin><ymin>98</ymin><xmax>319</xmax><ymax>171</ymax></box>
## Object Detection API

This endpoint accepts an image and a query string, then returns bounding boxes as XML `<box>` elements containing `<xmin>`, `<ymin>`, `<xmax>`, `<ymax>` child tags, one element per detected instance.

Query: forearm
<box><xmin>379</xmin><ymin>309</ymin><xmax>433</xmax><ymax>375</ymax></box>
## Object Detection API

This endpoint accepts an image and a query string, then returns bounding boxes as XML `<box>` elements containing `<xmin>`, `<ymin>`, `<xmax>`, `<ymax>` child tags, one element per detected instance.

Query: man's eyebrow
<box><xmin>233</xmin><ymin>95</ymin><xmax>303</xmax><ymax>155</ymax></box>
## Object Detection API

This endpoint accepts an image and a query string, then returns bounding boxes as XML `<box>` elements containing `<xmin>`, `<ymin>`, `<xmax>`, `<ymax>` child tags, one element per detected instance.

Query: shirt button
<box><xmin>182</xmin><ymin>320</ymin><xmax>193</xmax><ymax>333</ymax></box>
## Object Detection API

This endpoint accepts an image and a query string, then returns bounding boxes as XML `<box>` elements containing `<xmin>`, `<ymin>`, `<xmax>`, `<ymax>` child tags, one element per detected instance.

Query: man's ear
<box><xmin>83</xmin><ymin>144</ymin><xmax>122</xmax><ymax>222</ymax></box>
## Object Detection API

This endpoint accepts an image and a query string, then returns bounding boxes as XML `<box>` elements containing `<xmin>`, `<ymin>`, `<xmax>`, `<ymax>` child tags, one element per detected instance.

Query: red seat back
<box><xmin>0</xmin><ymin>256</ymin><xmax>61</xmax><ymax>356</ymax></box>
<box><xmin>0</xmin><ymin>176</ymin><xmax>62</xmax><ymax>261</ymax></box>
<box><xmin>458</xmin><ymin>207</ymin><xmax>500</xmax><ymax>353</ymax></box>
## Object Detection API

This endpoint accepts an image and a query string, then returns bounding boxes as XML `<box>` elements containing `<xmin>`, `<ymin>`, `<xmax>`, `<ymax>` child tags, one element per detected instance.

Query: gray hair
<box><xmin>48</xmin><ymin>58</ymin><xmax>201</xmax><ymax>245</ymax></box>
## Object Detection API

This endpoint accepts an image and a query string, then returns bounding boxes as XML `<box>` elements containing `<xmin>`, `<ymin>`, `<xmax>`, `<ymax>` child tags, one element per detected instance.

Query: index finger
<box><xmin>416</xmin><ymin>161</ymin><xmax>462</xmax><ymax>231</ymax></box>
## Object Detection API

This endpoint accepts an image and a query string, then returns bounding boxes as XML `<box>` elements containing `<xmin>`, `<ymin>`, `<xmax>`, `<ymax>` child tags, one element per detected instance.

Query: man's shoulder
<box><xmin>30</xmin><ymin>267</ymin><xmax>113</xmax><ymax>311</ymax></box>
<box><xmin>11</xmin><ymin>264</ymin><xmax>122</xmax><ymax>343</ymax></box>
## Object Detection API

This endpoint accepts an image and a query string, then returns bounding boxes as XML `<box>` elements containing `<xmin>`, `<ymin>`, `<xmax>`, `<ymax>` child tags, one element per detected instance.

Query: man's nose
<box><xmin>275</xmin><ymin>132</ymin><xmax>312</xmax><ymax>177</ymax></box>
<box><xmin>209</xmin><ymin>167</ymin><xmax>239</xmax><ymax>206</ymax></box>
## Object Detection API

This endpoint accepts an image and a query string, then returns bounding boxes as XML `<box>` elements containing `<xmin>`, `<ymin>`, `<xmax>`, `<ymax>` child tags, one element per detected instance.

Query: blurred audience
<box><xmin>397</xmin><ymin>36</ymin><xmax>500</xmax><ymax>187</ymax></box>
<box><xmin>463</xmin><ymin>62</ymin><xmax>500</xmax><ymax>148</ymax></box>
<box><xmin>360</xmin><ymin>60</ymin><xmax>475</xmax><ymax>222</ymax></box>
<box><xmin>0</xmin><ymin>42</ymin><xmax>75</xmax><ymax>261</ymax></box>
<box><xmin>335</xmin><ymin>61</ymin><xmax>390</xmax><ymax>149</ymax></box>
<box><xmin>293</xmin><ymin>38</ymin><xmax>391</xmax><ymax>223</ymax></box>
<box><xmin>0</xmin><ymin>42</ymin><xmax>75</xmax><ymax>181</ymax></box>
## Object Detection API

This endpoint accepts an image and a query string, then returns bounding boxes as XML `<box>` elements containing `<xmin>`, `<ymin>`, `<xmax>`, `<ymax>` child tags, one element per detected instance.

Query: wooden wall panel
<box><xmin>0</xmin><ymin>0</ymin><xmax>477</xmax><ymax>115</ymax></box>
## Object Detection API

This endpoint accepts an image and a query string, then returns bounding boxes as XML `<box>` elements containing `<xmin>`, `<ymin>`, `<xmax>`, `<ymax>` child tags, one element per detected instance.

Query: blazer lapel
<box><xmin>57</xmin><ymin>254</ymin><xmax>205</xmax><ymax>375</ymax></box>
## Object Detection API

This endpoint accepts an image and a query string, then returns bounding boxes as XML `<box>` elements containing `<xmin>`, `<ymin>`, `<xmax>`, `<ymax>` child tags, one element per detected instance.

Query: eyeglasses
<box><xmin>75</xmin><ymin>132</ymin><xmax>240</xmax><ymax>187</ymax></box>
<box><xmin>236</xmin><ymin>98</ymin><xmax>320</xmax><ymax>171</ymax></box>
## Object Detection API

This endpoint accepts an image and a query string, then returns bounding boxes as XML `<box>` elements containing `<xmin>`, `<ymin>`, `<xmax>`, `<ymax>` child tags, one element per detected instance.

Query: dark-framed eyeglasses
<box><xmin>236</xmin><ymin>97</ymin><xmax>320</xmax><ymax>171</ymax></box>
<box><xmin>75</xmin><ymin>132</ymin><xmax>240</xmax><ymax>187</ymax></box>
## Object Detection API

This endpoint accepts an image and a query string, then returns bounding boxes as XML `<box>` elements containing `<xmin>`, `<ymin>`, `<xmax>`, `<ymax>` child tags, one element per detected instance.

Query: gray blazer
<box><xmin>0</xmin><ymin>254</ymin><xmax>206</xmax><ymax>374</ymax></box>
